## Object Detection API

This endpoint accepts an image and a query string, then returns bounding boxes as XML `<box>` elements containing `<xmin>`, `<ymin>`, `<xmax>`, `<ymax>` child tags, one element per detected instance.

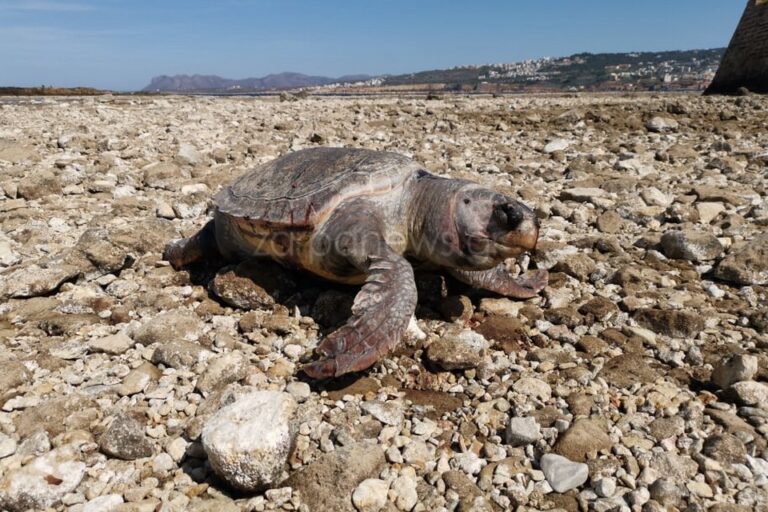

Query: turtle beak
<box><xmin>493</xmin><ymin>202</ymin><xmax>539</xmax><ymax>253</ymax></box>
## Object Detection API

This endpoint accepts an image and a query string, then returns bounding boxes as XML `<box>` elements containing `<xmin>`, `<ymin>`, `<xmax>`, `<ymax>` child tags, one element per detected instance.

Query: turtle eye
<box><xmin>463</xmin><ymin>198</ymin><xmax>471</xmax><ymax>205</ymax></box>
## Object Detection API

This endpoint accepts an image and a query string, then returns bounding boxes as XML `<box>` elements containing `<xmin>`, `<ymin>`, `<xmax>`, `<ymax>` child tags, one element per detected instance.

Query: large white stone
<box><xmin>202</xmin><ymin>391</ymin><xmax>297</xmax><ymax>491</ymax></box>
<box><xmin>0</xmin><ymin>443</ymin><xmax>86</xmax><ymax>511</ymax></box>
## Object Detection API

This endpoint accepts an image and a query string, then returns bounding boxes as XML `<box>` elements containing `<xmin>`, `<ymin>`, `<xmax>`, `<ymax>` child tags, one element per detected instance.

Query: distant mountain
<box><xmin>142</xmin><ymin>72</ymin><xmax>374</xmax><ymax>92</ymax></box>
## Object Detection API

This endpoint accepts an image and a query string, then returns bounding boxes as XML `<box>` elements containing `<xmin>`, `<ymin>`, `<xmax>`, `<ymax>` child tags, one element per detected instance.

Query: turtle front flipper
<box><xmin>450</xmin><ymin>265</ymin><xmax>548</xmax><ymax>299</ymax></box>
<box><xmin>303</xmin><ymin>249</ymin><xmax>417</xmax><ymax>378</ymax></box>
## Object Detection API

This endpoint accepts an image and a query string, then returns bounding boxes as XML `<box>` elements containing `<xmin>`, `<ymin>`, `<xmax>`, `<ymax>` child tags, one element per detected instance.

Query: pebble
<box><xmin>505</xmin><ymin>416</ymin><xmax>541</xmax><ymax>446</ymax></box>
<box><xmin>87</xmin><ymin>332</ymin><xmax>134</xmax><ymax>355</ymax></box>
<box><xmin>352</xmin><ymin>478</ymin><xmax>389</xmax><ymax>512</ymax></box>
<box><xmin>540</xmin><ymin>453</ymin><xmax>589</xmax><ymax>493</ymax></box>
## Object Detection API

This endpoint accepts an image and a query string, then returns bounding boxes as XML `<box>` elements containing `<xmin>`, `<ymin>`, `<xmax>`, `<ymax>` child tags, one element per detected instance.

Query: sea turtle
<box><xmin>164</xmin><ymin>147</ymin><xmax>547</xmax><ymax>378</ymax></box>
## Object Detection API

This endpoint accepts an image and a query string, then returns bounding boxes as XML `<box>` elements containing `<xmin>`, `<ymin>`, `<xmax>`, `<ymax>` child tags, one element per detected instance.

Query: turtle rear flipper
<box><xmin>163</xmin><ymin>220</ymin><xmax>220</xmax><ymax>269</ymax></box>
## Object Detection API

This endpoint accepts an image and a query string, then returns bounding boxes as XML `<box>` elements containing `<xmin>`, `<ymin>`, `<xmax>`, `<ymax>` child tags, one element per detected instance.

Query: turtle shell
<box><xmin>214</xmin><ymin>147</ymin><xmax>422</xmax><ymax>229</ymax></box>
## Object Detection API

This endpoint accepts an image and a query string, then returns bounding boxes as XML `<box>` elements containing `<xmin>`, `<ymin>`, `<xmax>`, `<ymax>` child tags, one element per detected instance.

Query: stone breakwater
<box><xmin>0</xmin><ymin>93</ymin><xmax>766</xmax><ymax>511</ymax></box>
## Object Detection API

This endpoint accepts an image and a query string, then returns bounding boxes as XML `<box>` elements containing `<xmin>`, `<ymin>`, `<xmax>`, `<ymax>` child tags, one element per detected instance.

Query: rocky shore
<box><xmin>0</xmin><ymin>92</ymin><xmax>766</xmax><ymax>511</ymax></box>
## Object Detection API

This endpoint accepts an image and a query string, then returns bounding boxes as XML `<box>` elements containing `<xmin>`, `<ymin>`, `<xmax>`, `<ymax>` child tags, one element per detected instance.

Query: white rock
<box><xmin>540</xmin><ymin>453</ymin><xmax>589</xmax><ymax>493</ymax></box>
<box><xmin>152</xmin><ymin>452</ymin><xmax>174</xmax><ymax>473</ymax></box>
<box><xmin>0</xmin><ymin>433</ymin><xmax>16</xmax><ymax>458</ymax></box>
<box><xmin>506</xmin><ymin>416</ymin><xmax>541</xmax><ymax>446</ymax></box>
<box><xmin>361</xmin><ymin>400</ymin><xmax>404</xmax><ymax>426</ymax></box>
<box><xmin>352</xmin><ymin>478</ymin><xmax>389</xmax><ymax>512</ymax></box>
<box><xmin>646</xmin><ymin>116</ymin><xmax>679</xmax><ymax>132</ymax></box>
<box><xmin>0</xmin><ymin>443</ymin><xmax>86</xmax><ymax>511</ymax></box>
<box><xmin>166</xmin><ymin>437</ymin><xmax>189</xmax><ymax>463</ymax></box>
<box><xmin>0</xmin><ymin>234</ymin><xmax>20</xmax><ymax>267</ymax></box>
<box><xmin>202</xmin><ymin>391</ymin><xmax>297</xmax><ymax>491</ymax></box>
<box><xmin>177</xmin><ymin>143</ymin><xmax>202</xmax><ymax>165</ymax></box>
<box><xmin>82</xmin><ymin>494</ymin><xmax>124</xmax><ymax>512</ymax></box>
<box><xmin>594</xmin><ymin>477</ymin><xmax>617</xmax><ymax>498</ymax></box>
<box><xmin>285</xmin><ymin>381</ymin><xmax>311</xmax><ymax>402</ymax></box>
<box><xmin>544</xmin><ymin>138</ymin><xmax>571</xmax><ymax>153</ymax></box>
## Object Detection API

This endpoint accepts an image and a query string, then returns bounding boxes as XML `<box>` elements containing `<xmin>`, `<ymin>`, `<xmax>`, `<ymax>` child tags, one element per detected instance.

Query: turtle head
<box><xmin>452</xmin><ymin>186</ymin><xmax>539</xmax><ymax>268</ymax></box>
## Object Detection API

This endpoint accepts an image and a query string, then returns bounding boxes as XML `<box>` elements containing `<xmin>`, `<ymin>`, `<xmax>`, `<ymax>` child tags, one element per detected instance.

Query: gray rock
<box><xmin>0</xmin><ymin>433</ymin><xmax>17</xmax><ymax>459</ymax></box>
<box><xmin>648</xmin><ymin>478</ymin><xmax>684</xmax><ymax>507</ymax></box>
<box><xmin>134</xmin><ymin>309</ymin><xmax>204</xmax><ymax>345</ymax></box>
<box><xmin>505</xmin><ymin>416</ymin><xmax>542</xmax><ymax>446</ymax></box>
<box><xmin>540</xmin><ymin>453</ymin><xmax>589</xmax><ymax>493</ymax></box>
<box><xmin>2</xmin><ymin>264</ymin><xmax>80</xmax><ymax>298</ymax></box>
<box><xmin>703</xmin><ymin>433</ymin><xmax>747</xmax><ymax>464</ymax></box>
<box><xmin>715</xmin><ymin>235</ymin><xmax>768</xmax><ymax>285</ymax></box>
<box><xmin>594</xmin><ymin>477</ymin><xmax>617</xmax><ymax>498</ymax></box>
<box><xmin>0</xmin><ymin>443</ymin><xmax>86</xmax><ymax>511</ymax></box>
<box><xmin>391</xmin><ymin>470</ymin><xmax>418</xmax><ymax>511</ymax></box>
<box><xmin>661</xmin><ymin>230</ymin><xmax>723</xmax><ymax>261</ymax></box>
<box><xmin>202</xmin><ymin>391</ymin><xmax>297</xmax><ymax>491</ymax></box>
<box><xmin>210</xmin><ymin>260</ymin><xmax>296</xmax><ymax>310</ymax></box>
<box><xmin>195</xmin><ymin>351</ymin><xmax>248</xmax><ymax>395</ymax></box>
<box><xmin>283</xmin><ymin>441</ymin><xmax>386</xmax><ymax>512</ymax></box>
<box><xmin>152</xmin><ymin>340</ymin><xmax>210</xmax><ymax>369</ymax></box>
<box><xmin>426</xmin><ymin>327</ymin><xmax>487</xmax><ymax>370</ymax></box>
<box><xmin>711</xmin><ymin>354</ymin><xmax>758</xmax><ymax>389</ymax></box>
<box><xmin>99</xmin><ymin>414</ymin><xmax>154</xmax><ymax>460</ymax></box>
<box><xmin>177</xmin><ymin>143</ymin><xmax>202</xmax><ymax>165</ymax></box>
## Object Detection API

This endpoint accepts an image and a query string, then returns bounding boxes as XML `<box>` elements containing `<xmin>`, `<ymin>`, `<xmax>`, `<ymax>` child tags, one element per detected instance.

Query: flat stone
<box><xmin>151</xmin><ymin>340</ymin><xmax>210</xmax><ymax>369</ymax></box>
<box><xmin>540</xmin><ymin>453</ymin><xmax>589</xmax><ymax>493</ymax></box>
<box><xmin>703</xmin><ymin>433</ymin><xmax>747</xmax><ymax>464</ymax></box>
<box><xmin>202</xmin><ymin>391</ymin><xmax>297</xmax><ymax>491</ymax></box>
<box><xmin>474</xmin><ymin>316</ymin><xmax>530</xmax><ymax>354</ymax></box>
<box><xmin>88</xmin><ymin>332</ymin><xmax>134</xmax><ymax>355</ymax></box>
<box><xmin>696</xmin><ymin>202</ymin><xmax>726</xmax><ymax>224</ymax></box>
<box><xmin>442</xmin><ymin>470</ymin><xmax>491</xmax><ymax>511</ymax></box>
<box><xmin>134</xmin><ymin>309</ymin><xmax>204</xmax><ymax>345</ymax></box>
<box><xmin>426</xmin><ymin>327</ymin><xmax>486</xmax><ymax>370</ymax></box>
<box><xmin>513</xmin><ymin>377</ymin><xmax>552</xmax><ymax>402</ymax></box>
<box><xmin>560</xmin><ymin>188</ymin><xmax>606</xmax><ymax>202</ymax></box>
<box><xmin>660</xmin><ymin>230</ymin><xmax>723</xmax><ymax>261</ymax></box>
<box><xmin>14</xmin><ymin>394</ymin><xmax>100</xmax><ymax>439</ymax></box>
<box><xmin>633</xmin><ymin>308</ymin><xmax>704</xmax><ymax>338</ymax></box>
<box><xmin>553</xmin><ymin>419</ymin><xmax>613</xmax><ymax>462</ymax></box>
<box><xmin>360</xmin><ymin>400</ymin><xmax>404</xmax><ymax>427</ymax></box>
<box><xmin>2</xmin><ymin>264</ymin><xmax>81</xmax><ymax>299</ymax></box>
<box><xmin>646</xmin><ymin>116</ymin><xmax>679</xmax><ymax>132</ymax></box>
<box><xmin>599</xmin><ymin>353</ymin><xmax>660</xmax><ymax>388</ymax></box>
<box><xmin>283</xmin><ymin>441</ymin><xmax>385</xmax><ymax>512</ymax></box>
<box><xmin>177</xmin><ymin>143</ymin><xmax>202</xmax><ymax>165</ymax></box>
<box><xmin>544</xmin><ymin>138</ymin><xmax>571</xmax><ymax>153</ymax></box>
<box><xmin>82</xmin><ymin>494</ymin><xmax>124</xmax><ymax>512</ymax></box>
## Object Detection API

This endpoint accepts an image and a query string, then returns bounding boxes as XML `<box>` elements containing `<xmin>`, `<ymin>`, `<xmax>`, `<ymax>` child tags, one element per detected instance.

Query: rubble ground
<box><xmin>0</xmin><ymin>92</ymin><xmax>766</xmax><ymax>512</ymax></box>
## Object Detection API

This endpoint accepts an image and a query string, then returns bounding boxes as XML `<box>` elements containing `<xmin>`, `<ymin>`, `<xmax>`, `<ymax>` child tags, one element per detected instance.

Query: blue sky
<box><xmin>0</xmin><ymin>0</ymin><xmax>745</xmax><ymax>91</ymax></box>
